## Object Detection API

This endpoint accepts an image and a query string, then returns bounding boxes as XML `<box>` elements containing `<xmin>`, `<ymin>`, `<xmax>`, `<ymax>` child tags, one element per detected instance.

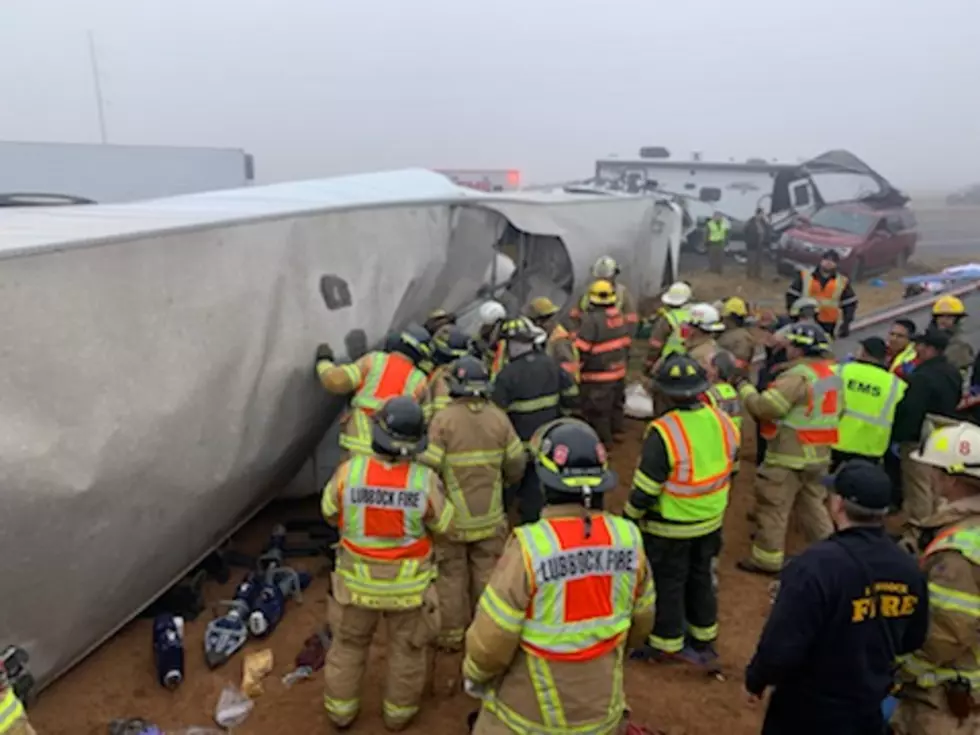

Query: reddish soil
<box><xmin>29</xmin><ymin>420</ymin><xmax>806</xmax><ymax>735</ymax></box>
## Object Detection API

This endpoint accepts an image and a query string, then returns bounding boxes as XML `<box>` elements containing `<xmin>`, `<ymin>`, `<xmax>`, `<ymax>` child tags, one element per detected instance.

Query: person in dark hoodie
<box><xmin>745</xmin><ymin>461</ymin><xmax>929</xmax><ymax>735</ymax></box>
<box><xmin>892</xmin><ymin>326</ymin><xmax>964</xmax><ymax>524</ymax></box>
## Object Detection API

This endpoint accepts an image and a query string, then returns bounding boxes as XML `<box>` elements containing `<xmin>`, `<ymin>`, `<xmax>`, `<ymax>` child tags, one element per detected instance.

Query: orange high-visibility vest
<box><xmin>351</xmin><ymin>353</ymin><xmax>427</xmax><ymax>414</ymax></box>
<box><xmin>759</xmin><ymin>360</ymin><xmax>841</xmax><ymax>444</ymax></box>
<box><xmin>801</xmin><ymin>271</ymin><xmax>845</xmax><ymax>324</ymax></box>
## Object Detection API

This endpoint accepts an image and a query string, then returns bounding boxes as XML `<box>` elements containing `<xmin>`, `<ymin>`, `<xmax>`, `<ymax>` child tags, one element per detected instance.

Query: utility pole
<box><xmin>87</xmin><ymin>30</ymin><xmax>108</xmax><ymax>144</ymax></box>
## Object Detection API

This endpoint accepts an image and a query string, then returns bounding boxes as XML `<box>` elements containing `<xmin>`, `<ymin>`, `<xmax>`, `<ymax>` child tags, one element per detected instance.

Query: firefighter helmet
<box><xmin>371</xmin><ymin>396</ymin><xmax>428</xmax><ymax>457</ymax></box>
<box><xmin>384</xmin><ymin>323</ymin><xmax>432</xmax><ymax>366</ymax></box>
<box><xmin>653</xmin><ymin>353</ymin><xmax>710</xmax><ymax>399</ymax></box>
<box><xmin>591</xmin><ymin>256</ymin><xmax>620</xmax><ymax>279</ymax></box>
<box><xmin>789</xmin><ymin>296</ymin><xmax>819</xmax><ymax>318</ymax></box>
<box><xmin>722</xmin><ymin>296</ymin><xmax>748</xmax><ymax>318</ymax></box>
<box><xmin>688</xmin><ymin>303</ymin><xmax>725</xmax><ymax>332</ymax></box>
<box><xmin>588</xmin><ymin>279</ymin><xmax>618</xmax><ymax>306</ymax></box>
<box><xmin>911</xmin><ymin>420</ymin><xmax>980</xmax><ymax>479</ymax></box>
<box><xmin>932</xmin><ymin>295</ymin><xmax>966</xmax><ymax>317</ymax></box>
<box><xmin>500</xmin><ymin>316</ymin><xmax>536</xmax><ymax>343</ymax></box>
<box><xmin>526</xmin><ymin>296</ymin><xmax>560</xmax><ymax>320</ymax></box>
<box><xmin>423</xmin><ymin>308</ymin><xmax>456</xmax><ymax>334</ymax></box>
<box><xmin>477</xmin><ymin>300</ymin><xmax>507</xmax><ymax>326</ymax></box>
<box><xmin>448</xmin><ymin>355</ymin><xmax>491</xmax><ymax>398</ymax></box>
<box><xmin>535</xmin><ymin>419</ymin><xmax>617</xmax><ymax>495</ymax></box>
<box><xmin>785</xmin><ymin>322</ymin><xmax>831</xmax><ymax>355</ymax></box>
<box><xmin>432</xmin><ymin>325</ymin><xmax>470</xmax><ymax>365</ymax></box>
<box><xmin>662</xmin><ymin>281</ymin><xmax>693</xmax><ymax>307</ymax></box>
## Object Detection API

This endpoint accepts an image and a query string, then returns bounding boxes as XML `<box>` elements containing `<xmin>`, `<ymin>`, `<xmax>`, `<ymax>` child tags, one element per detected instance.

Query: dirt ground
<box><xmin>29</xmin><ymin>420</ymin><xmax>800</xmax><ymax>735</ymax></box>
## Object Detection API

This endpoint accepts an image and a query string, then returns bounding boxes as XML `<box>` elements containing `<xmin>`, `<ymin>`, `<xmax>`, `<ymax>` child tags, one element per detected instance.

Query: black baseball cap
<box><xmin>821</xmin><ymin>249</ymin><xmax>840</xmax><ymax>263</ymax></box>
<box><xmin>859</xmin><ymin>336</ymin><xmax>887</xmax><ymax>361</ymax></box>
<box><xmin>822</xmin><ymin>460</ymin><xmax>892</xmax><ymax>513</ymax></box>
<box><xmin>914</xmin><ymin>326</ymin><xmax>950</xmax><ymax>351</ymax></box>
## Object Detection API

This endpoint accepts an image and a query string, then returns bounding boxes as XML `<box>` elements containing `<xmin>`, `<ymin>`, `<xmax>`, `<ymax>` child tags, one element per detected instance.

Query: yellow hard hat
<box><xmin>932</xmin><ymin>295</ymin><xmax>966</xmax><ymax>316</ymax></box>
<box><xmin>588</xmin><ymin>279</ymin><xmax>617</xmax><ymax>306</ymax></box>
<box><xmin>527</xmin><ymin>297</ymin><xmax>559</xmax><ymax>319</ymax></box>
<box><xmin>722</xmin><ymin>296</ymin><xmax>748</xmax><ymax>318</ymax></box>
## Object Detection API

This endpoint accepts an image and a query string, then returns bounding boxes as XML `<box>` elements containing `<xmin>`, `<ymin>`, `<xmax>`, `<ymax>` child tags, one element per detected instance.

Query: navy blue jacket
<box><xmin>745</xmin><ymin>526</ymin><xmax>929</xmax><ymax>735</ymax></box>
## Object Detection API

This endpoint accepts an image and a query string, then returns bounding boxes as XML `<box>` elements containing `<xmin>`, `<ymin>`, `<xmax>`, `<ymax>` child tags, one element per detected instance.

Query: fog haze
<box><xmin>0</xmin><ymin>0</ymin><xmax>976</xmax><ymax>190</ymax></box>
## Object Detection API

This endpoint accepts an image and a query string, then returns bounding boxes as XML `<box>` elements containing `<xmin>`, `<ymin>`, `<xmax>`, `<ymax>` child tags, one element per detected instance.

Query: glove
<box><xmin>316</xmin><ymin>343</ymin><xmax>335</xmax><ymax>363</ymax></box>
<box><xmin>463</xmin><ymin>678</ymin><xmax>489</xmax><ymax>700</ymax></box>
<box><xmin>838</xmin><ymin>323</ymin><xmax>850</xmax><ymax>339</ymax></box>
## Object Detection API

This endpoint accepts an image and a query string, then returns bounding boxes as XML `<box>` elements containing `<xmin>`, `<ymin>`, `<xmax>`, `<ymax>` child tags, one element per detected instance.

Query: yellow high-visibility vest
<box><xmin>834</xmin><ymin>362</ymin><xmax>906</xmax><ymax>458</ymax></box>
<box><xmin>0</xmin><ymin>689</ymin><xmax>25</xmax><ymax>735</ymax></box>
<box><xmin>706</xmin><ymin>219</ymin><xmax>729</xmax><ymax>244</ymax></box>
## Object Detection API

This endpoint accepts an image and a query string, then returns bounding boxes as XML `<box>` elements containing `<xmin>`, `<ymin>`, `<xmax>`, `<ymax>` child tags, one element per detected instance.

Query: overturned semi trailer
<box><xmin>0</xmin><ymin>169</ymin><xmax>681</xmax><ymax>688</ymax></box>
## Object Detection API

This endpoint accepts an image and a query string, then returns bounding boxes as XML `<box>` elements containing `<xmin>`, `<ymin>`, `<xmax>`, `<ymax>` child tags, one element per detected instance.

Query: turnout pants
<box><xmin>643</xmin><ymin>530</ymin><xmax>722</xmax><ymax>653</ymax></box>
<box><xmin>324</xmin><ymin>588</ymin><xmax>440</xmax><ymax>731</ymax></box>
<box><xmin>900</xmin><ymin>441</ymin><xmax>938</xmax><ymax>523</ymax></box>
<box><xmin>5</xmin><ymin>718</ymin><xmax>37</xmax><ymax>735</ymax></box>
<box><xmin>505</xmin><ymin>464</ymin><xmax>544</xmax><ymax>526</ymax></box>
<box><xmin>434</xmin><ymin>531</ymin><xmax>507</xmax><ymax>650</ymax></box>
<box><xmin>580</xmin><ymin>381</ymin><xmax>618</xmax><ymax>446</ymax></box>
<box><xmin>892</xmin><ymin>695</ymin><xmax>980</xmax><ymax>735</ymax></box>
<box><xmin>612</xmin><ymin>378</ymin><xmax>626</xmax><ymax>435</ymax></box>
<box><xmin>751</xmin><ymin>463</ymin><xmax>833</xmax><ymax>572</ymax></box>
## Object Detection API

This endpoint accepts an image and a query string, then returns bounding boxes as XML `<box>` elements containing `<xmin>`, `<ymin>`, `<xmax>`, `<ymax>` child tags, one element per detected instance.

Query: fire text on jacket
<box><xmin>534</xmin><ymin>547</ymin><xmax>637</xmax><ymax>586</ymax></box>
<box><xmin>349</xmin><ymin>486</ymin><xmax>423</xmax><ymax>509</ymax></box>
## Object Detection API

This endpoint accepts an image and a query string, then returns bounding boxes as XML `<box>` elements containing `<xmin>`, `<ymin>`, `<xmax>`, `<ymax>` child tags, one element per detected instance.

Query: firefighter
<box><xmin>930</xmin><ymin>294</ymin><xmax>976</xmax><ymax>375</ymax></box>
<box><xmin>704</xmin><ymin>350</ymin><xmax>744</xmax><ymax>436</ymax></box>
<box><xmin>462</xmin><ymin>419</ymin><xmax>655</xmax><ymax>735</ymax></box>
<box><xmin>473</xmin><ymin>300</ymin><xmax>507</xmax><ymax>376</ymax></box>
<box><xmin>893</xmin><ymin>419</ymin><xmax>980</xmax><ymax>735</ymax></box>
<box><xmin>831</xmin><ymin>336</ymin><xmax>906</xmax><ymax>471</ymax></box>
<box><xmin>785</xmin><ymin>249</ymin><xmax>858</xmax><ymax>338</ymax></box>
<box><xmin>427</xmin><ymin>325</ymin><xmax>472</xmax><ymax>415</ymax></box>
<box><xmin>0</xmin><ymin>661</ymin><xmax>33</xmax><ymax>735</ymax></box>
<box><xmin>574</xmin><ymin>279</ymin><xmax>631</xmax><ymax>445</ymax></box>
<box><xmin>424</xmin><ymin>308</ymin><xmax>457</xmax><ymax>336</ymax></box>
<box><xmin>316</xmin><ymin>324</ymin><xmax>432</xmax><ymax>457</ymax></box>
<box><xmin>717</xmin><ymin>296</ymin><xmax>756</xmax><ymax>371</ymax></box>
<box><xmin>732</xmin><ymin>322</ymin><xmax>841</xmax><ymax>575</ymax></box>
<box><xmin>626</xmin><ymin>354</ymin><xmax>739</xmax><ymax>665</ymax></box>
<box><xmin>525</xmin><ymin>296</ymin><xmax>580</xmax><ymax>381</ymax></box>
<box><xmin>645</xmin><ymin>281</ymin><xmax>694</xmax><ymax>370</ymax></box>
<box><xmin>426</xmin><ymin>357</ymin><xmax>527</xmax><ymax>651</ymax></box>
<box><xmin>568</xmin><ymin>255</ymin><xmax>639</xmax><ymax>332</ymax></box>
<box><xmin>321</xmin><ymin>396</ymin><xmax>454</xmax><ymax>731</ymax></box>
<box><xmin>492</xmin><ymin>316</ymin><xmax>578</xmax><ymax>525</ymax></box>
<box><xmin>682</xmin><ymin>302</ymin><xmax>726</xmax><ymax>372</ymax></box>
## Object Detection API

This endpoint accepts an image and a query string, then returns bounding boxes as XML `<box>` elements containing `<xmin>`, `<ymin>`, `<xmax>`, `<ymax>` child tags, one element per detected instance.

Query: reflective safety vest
<box><xmin>705</xmin><ymin>382</ymin><xmax>742</xmax><ymax>433</ymax></box>
<box><xmin>889</xmin><ymin>343</ymin><xmax>917</xmax><ymax>376</ymax></box>
<box><xmin>338</xmin><ymin>455</ymin><xmax>438</xmax><ymax>607</ymax></box>
<box><xmin>759</xmin><ymin>360</ymin><xmax>842</xmax><ymax>445</ymax></box>
<box><xmin>706</xmin><ymin>219</ymin><xmax>729</xmax><ymax>244</ymax></box>
<box><xmin>490</xmin><ymin>340</ymin><xmax>508</xmax><ymax>379</ymax></box>
<box><xmin>514</xmin><ymin>514</ymin><xmax>643</xmax><ymax>662</ymax></box>
<box><xmin>547</xmin><ymin>324</ymin><xmax>581</xmax><ymax>382</ymax></box>
<box><xmin>834</xmin><ymin>362</ymin><xmax>906</xmax><ymax>458</ymax></box>
<box><xmin>0</xmin><ymin>689</ymin><xmax>25</xmax><ymax>735</ymax></box>
<box><xmin>661</xmin><ymin>307</ymin><xmax>690</xmax><ymax>358</ymax></box>
<box><xmin>648</xmin><ymin>406</ymin><xmax>739</xmax><ymax>524</ymax></box>
<box><xmin>801</xmin><ymin>270</ymin><xmax>846</xmax><ymax>325</ymax></box>
<box><xmin>899</xmin><ymin>524</ymin><xmax>980</xmax><ymax>689</ymax></box>
<box><xmin>341</xmin><ymin>353</ymin><xmax>428</xmax><ymax>454</ymax></box>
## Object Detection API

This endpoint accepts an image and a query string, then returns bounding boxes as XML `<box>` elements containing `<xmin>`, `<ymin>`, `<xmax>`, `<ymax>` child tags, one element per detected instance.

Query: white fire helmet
<box><xmin>688</xmin><ymin>302</ymin><xmax>725</xmax><ymax>333</ymax></box>
<box><xmin>911</xmin><ymin>420</ymin><xmax>980</xmax><ymax>479</ymax></box>
<box><xmin>662</xmin><ymin>281</ymin><xmax>693</xmax><ymax>308</ymax></box>
<box><xmin>478</xmin><ymin>300</ymin><xmax>506</xmax><ymax>327</ymax></box>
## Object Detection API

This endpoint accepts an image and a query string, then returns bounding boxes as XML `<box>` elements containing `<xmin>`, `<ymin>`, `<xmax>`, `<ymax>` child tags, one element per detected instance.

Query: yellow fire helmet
<box><xmin>526</xmin><ymin>296</ymin><xmax>560</xmax><ymax>320</ymax></box>
<box><xmin>588</xmin><ymin>279</ymin><xmax>617</xmax><ymax>306</ymax></box>
<box><xmin>722</xmin><ymin>296</ymin><xmax>748</xmax><ymax>318</ymax></box>
<box><xmin>932</xmin><ymin>294</ymin><xmax>966</xmax><ymax>317</ymax></box>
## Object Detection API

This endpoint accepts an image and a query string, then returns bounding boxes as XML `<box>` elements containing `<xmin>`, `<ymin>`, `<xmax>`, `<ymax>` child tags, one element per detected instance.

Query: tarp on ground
<box><xmin>0</xmin><ymin>169</ymin><xmax>680</xmax><ymax>689</ymax></box>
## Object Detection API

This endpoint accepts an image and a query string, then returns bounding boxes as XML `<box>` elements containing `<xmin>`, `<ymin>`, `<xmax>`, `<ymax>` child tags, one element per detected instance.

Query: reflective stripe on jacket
<box><xmin>661</xmin><ymin>307</ymin><xmax>690</xmax><ymax>358</ymax></box>
<box><xmin>576</xmin><ymin>307</ymin><xmax>631</xmax><ymax>383</ymax></box>
<box><xmin>759</xmin><ymin>360</ymin><xmax>841</xmax><ymax>446</ymax></box>
<box><xmin>889</xmin><ymin>344</ymin><xmax>917</xmax><ymax>376</ymax></box>
<box><xmin>801</xmin><ymin>270</ymin><xmax>846</xmax><ymax>325</ymax></box>
<box><xmin>0</xmin><ymin>690</ymin><xmax>25</xmax><ymax>735</ymax></box>
<box><xmin>834</xmin><ymin>361</ymin><xmax>906</xmax><ymax>458</ymax></box>
<box><xmin>705</xmin><ymin>382</ymin><xmax>743</xmax><ymax>433</ymax></box>
<box><xmin>643</xmin><ymin>405</ymin><xmax>739</xmax><ymax>528</ymax></box>
<box><xmin>547</xmin><ymin>324</ymin><xmax>581</xmax><ymax>382</ymax></box>
<box><xmin>321</xmin><ymin>454</ymin><xmax>453</xmax><ymax>609</ymax></box>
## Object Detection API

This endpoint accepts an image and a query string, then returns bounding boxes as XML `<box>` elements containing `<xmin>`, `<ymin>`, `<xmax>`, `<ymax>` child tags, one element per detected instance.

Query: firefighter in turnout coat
<box><xmin>462</xmin><ymin>419</ymin><xmax>655</xmax><ymax>735</ymax></box>
<box><xmin>426</xmin><ymin>357</ymin><xmax>527</xmax><ymax>650</ymax></box>
<box><xmin>426</xmin><ymin>325</ymin><xmax>471</xmax><ymax>415</ymax></box>
<box><xmin>321</xmin><ymin>397</ymin><xmax>454</xmax><ymax>731</ymax></box>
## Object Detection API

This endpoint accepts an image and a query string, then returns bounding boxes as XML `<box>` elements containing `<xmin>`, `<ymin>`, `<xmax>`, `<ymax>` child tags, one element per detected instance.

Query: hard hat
<box><xmin>662</xmin><ymin>281</ymin><xmax>693</xmax><ymax>307</ymax></box>
<box><xmin>722</xmin><ymin>296</ymin><xmax>748</xmax><ymax>318</ymax></box>
<box><xmin>785</xmin><ymin>322</ymin><xmax>831</xmax><ymax>355</ymax></box>
<box><xmin>910</xmin><ymin>421</ymin><xmax>980</xmax><ymax>479</ymax></box>
<box><xmin>526</xmin><ymin>296</ymin><xmax>560</xmax><ymax>320</ymax></box>
<box><xmin>534</xmin><ymin>419</ymin><xmax>617</xmax><ymax>496</ymax></box>
<box><xmin>432</xmin><ymin>325</ymin><xmax>471</xmax><ymax>365</ymax></box>
<box><xmin>371</xmin><ymin>396</ymin><xmax>428</xmax><ymax>457</ymax></box>
<box><xmin>688</xmin><ymin>303</ymin><xmax>725</xmax><ymax>333</ymax></box>
<box><xmin>448</xmin><ymin>355</ymin><xmax>491</xmax><ymax>398</ymax></box>
<box><xmin>932</xmin><ymin>295</ymin><xmax>966</xmax><ymax>317</ymax></box>
<box><xmin>423</xmin><ymin>308</ymin><xmax>456</xmax><ymax>334</ymax></box>
<box><xmin>653</xmin><ymin>353</ymin><xmax>711</xmax><ymax>399</ymax></box>
<box><xmin>477</xmin><ymin>300</ymin><xmax>507</xmax><ymax>326</ymax></box>
<box><xmin>591</xmin><ymin>256</ymin><xmax>620</xmax><ymax>279</ymax></box>
<box><xmin>383</xmin><ymin>323</ymin><xmax>432</xmax><ymax>366</ymax></box>
<box><xmin>500</xmin><ymin>316</ymin><xmax>536</xmax><ymax>343</ymax></box>
<box><xmin>789</xmin><ymin>296</ymin><xmax>819</xmax><ymax>317</ymax></box>
<box><xmin>588</xmin><ymin>279</ymin><xmax>618</xmax><ymax>306</ymax></box>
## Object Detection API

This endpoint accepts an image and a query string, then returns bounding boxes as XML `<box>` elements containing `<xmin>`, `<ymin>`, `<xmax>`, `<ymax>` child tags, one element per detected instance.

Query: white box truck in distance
<box><xmin>0</xmin><ymin>141</ymin><xmax>255</xmax><ymax>204</ymax></box>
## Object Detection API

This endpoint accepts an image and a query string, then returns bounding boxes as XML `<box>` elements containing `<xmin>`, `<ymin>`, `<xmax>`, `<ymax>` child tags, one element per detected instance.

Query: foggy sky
<box><xmin>0</xmin><ymin>0</ymin><xmax>976</xmax><ymax>190</ymax></box>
